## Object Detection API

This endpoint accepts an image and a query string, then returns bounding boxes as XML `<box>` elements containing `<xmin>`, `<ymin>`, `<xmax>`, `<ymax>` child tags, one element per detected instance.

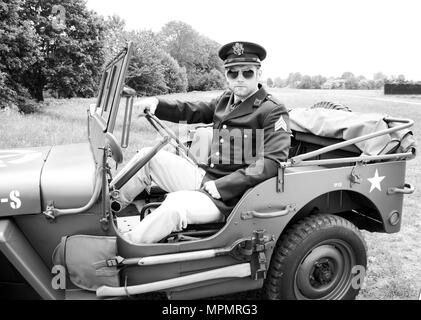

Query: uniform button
<box><xmin>210</xmin><ymin>163</ymin><xmax>214</xmax><ymax>168</ymax></box>
<box><xmin>215</xmin><ymin>152</ymin><xmax>220</xmax><ymax>156</ymax></box>
<box><xmin>222</xmin><ymin>125</ymin><xmax>227</xmax><ymax>129</ymax></box>
<box><xmin>244</xmin><ymin>134</ymin><xmax>248</xmax><ymax>138</ymax></box>
<box><xmin>220</xmin><ymin>138</ymin><xmax>224</xmax><ymax>143</ymax></box>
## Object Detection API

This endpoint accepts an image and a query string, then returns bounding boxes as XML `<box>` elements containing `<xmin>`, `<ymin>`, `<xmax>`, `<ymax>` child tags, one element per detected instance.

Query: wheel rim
<box><xmin>294</xmin><ymin>240</ymin><xmax>356</xmax><ymax>299</ymax></box>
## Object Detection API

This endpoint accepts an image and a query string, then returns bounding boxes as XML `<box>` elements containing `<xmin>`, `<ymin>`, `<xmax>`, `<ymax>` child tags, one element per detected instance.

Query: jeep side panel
<box><xmin>114</xmin><ymin>160</ymin><xmax>406</xmax><ymax>299</ymax></box>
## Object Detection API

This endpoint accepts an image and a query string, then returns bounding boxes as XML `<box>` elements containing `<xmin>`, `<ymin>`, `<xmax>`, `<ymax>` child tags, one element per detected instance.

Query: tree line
<box><xmin>266</xmin><ymin>72</ymin><xmax>407</xmax><ymax>90</ymax></box>
<box><xmin>1</xmin><ymin>1</ymin><xmax>409</xmax><ymax>115</ymax></box>
<box><xmin>0</xmin><ymin>0</ymin><xmax>225</xmax><ymax>113</ymax></box>
<box><xmin>104</xmin><ymin>17</ymin><xmax>225</xmax><ymax>96</ymax></box>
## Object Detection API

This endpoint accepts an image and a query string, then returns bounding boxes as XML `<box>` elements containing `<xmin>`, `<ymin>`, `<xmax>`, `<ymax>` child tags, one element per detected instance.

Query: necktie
<box><xmin>230</xmin><ymin>100</ymin><xmax>241</xmax><ymax>111</ymax></box>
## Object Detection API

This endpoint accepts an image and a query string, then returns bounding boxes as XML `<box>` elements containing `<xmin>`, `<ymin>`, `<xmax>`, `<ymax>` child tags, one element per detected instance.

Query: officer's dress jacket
<box><xmin>155</xmin><ymin>84</ymin><xmax>291</xmax><ymax>216</ymax></box>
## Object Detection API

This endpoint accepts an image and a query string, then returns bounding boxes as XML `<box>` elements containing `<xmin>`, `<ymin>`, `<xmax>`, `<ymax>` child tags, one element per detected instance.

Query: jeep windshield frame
<box><xmin>92</xmin><ymin>42</ymin><xmax>133</xmax><ymax>133</ymax></box>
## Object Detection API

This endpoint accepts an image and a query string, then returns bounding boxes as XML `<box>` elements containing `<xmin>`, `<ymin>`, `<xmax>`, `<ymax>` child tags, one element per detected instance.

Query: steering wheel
<box><xmin>144</xmin><ymin>110</ymin><xmax>198</xmax><ymax>166</ymax></box>
<box><xmin>105</xmin><ymin>132</ymin><xmax>123</xmax><ymax>164</ymax></box>
<box><xmin>110</xmin><ymin>111</ymin><xmax>196</xmax><ymax>190</ymax></box>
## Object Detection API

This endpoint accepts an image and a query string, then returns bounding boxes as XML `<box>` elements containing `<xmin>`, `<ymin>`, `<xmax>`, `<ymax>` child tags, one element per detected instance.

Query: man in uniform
<box><xmin>119</xmin><ymin>41</ymin><xmax>291</xmax><ymax>243</ymax></box>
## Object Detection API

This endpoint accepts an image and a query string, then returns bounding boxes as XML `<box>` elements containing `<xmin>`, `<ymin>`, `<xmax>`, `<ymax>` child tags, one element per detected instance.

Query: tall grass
<box><xmin>1</xmin><ymin>98</ymin><xmax>91</xmax><ymax>148</ymax></box>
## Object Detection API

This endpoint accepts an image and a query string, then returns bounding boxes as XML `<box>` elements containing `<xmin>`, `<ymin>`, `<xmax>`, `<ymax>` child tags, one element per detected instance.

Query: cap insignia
<box><xmin>232</xmin><ymin>42</ymin><xmax>244</xmax><ymax>55</ymax></box>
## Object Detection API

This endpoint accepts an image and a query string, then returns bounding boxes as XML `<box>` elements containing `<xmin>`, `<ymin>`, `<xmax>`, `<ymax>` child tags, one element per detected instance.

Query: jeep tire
<box><xmin>264</xmin><ymin>214</ymin><xmax>367</xmax><ymax>300</ymax></box>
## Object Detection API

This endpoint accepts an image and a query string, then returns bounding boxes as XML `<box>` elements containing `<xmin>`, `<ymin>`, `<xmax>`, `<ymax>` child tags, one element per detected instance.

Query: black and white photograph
<box><xmin>0</xmin><ymin>0</ymin><xmax>420</xmax><ymax>307</ymax></box>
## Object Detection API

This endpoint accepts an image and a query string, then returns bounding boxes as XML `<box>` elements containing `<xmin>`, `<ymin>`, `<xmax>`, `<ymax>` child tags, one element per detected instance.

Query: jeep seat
<box><xmin>289</xmin><ymin>131</ymin><xmax>361</xmax><ymax>159</ymax></box>
<box><xmin>40</xmin><ymin>143</ymin><xmax>97</xmax><ymax>209</ymax></box>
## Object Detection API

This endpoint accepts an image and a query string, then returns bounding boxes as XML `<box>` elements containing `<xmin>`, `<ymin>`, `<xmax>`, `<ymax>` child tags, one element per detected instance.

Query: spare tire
<box><xmin>311</xmin><ymin>101</ymin><xmax>352</xmax><ymax>112</ymax></box>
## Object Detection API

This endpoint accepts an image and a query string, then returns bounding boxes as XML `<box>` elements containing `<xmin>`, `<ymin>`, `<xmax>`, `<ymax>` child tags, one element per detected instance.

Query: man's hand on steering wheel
<box><xmin>134</xmin><ymin>97</ymin><xmax>159</xmax><ymax>117</ymax></box>
<box><xmin>203</xmin><ymin>181</ymin><xmax>221</xmax><ymax>199</ymax></box>
<box><xmin>135</xmin><ymin>96</ymin><xmax>201</xmax><ymax>167</ymax></box>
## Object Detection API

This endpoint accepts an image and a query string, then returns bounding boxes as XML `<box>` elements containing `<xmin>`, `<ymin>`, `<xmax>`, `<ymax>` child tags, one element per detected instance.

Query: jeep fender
<box><xmin>0</xmin><ymin>218</ymin><xmax>63</xmax><ymax>300</ymax></box>
<box><xmin>230</xmin><ymin>161</ymin><xmax>407</xmax><ymax>247</ymax></box>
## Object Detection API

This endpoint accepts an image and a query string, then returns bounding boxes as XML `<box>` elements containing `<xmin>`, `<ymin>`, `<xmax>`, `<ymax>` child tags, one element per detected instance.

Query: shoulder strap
<box><xmin>265</xmin><ymin>94</ymin><xmax>282</xmax><ymax>105</ymax></box>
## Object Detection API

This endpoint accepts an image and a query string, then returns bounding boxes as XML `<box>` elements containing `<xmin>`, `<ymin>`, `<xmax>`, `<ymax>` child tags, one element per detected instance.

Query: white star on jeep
<box><xmin>367</xmin><ymin>169</ymin><xmax>385</xmax><ymax>193</ymax></box>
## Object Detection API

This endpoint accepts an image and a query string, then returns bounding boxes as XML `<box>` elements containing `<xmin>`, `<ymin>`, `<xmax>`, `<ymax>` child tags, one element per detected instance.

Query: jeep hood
<box><xmin>0</xmin><ymin>146</ymin><xmax>51</xmax><ymax>216</ymax></box>
<box><xmin>0</xmin><ymin>143</ymin><xmax>96</xmax><ymax>216</ymax></box>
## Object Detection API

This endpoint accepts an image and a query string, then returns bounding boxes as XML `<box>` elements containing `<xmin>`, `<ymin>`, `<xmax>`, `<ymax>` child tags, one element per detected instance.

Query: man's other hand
<box><xmin>134</xmin><ymin>97</ymin><xmax>159</xmax><ymax>117</ymax></box>
<box><xmin>203</xmin><ymin>181</ymin><xmax>221</xmax><ymax>199</ymax></box>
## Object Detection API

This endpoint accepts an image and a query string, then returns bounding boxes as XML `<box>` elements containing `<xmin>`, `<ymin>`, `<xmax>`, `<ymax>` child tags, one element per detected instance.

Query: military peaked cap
<box><xmin>218</xmin><ymin>41</ymin><xmax>267</xmax><ymax>68</ymax></box>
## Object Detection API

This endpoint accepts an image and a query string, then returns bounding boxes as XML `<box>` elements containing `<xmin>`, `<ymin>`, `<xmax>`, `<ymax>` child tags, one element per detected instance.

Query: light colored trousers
<box><xmin>118</xmin><ymin>147</ymin><xmax>224</xmax><ymax>243</ymax></box>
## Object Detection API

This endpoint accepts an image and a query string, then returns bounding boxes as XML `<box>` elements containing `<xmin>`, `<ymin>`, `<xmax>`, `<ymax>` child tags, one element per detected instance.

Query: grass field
<box><xmin>1</xmin><ymin>88</ymin><xmax>420</xmax><ymax>300</ymax></box>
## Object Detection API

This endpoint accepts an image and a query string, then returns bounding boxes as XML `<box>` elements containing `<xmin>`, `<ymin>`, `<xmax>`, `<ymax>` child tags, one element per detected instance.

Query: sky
<box><xmin>85</xmin><ymin>0</ymin><xmax>421</xmax><ymax>81</ymax></box>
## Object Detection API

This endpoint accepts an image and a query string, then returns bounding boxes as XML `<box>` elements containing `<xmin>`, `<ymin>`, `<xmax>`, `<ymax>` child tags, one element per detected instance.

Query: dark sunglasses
<box><xmin>226</xmin><ymin>69</ymin><xmax>255</xmax><ymax>80</ymax></box>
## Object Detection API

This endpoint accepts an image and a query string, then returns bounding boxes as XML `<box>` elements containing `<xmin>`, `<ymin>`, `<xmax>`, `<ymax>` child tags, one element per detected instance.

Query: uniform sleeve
<box><xmin>214</xmin><ymin>104</ymin><xmax>291</xmax><ymax>202</ymax></box>
<box><xmin>154</xmin><ymin>97</ymin><xmax>218</xmax><ymax>124</ymax></box>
